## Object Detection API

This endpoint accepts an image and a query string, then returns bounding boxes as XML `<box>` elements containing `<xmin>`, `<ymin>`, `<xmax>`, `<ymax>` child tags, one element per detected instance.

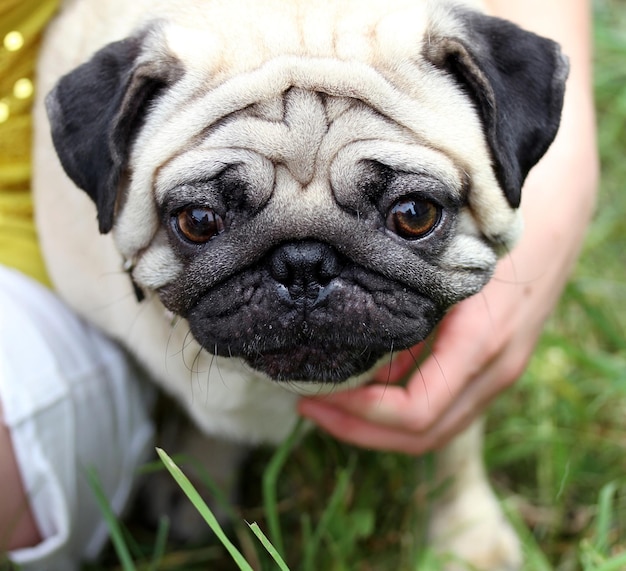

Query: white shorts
<box><xmin>0</xmin><ymin>266</ymin><xmax>155</xmax><ymax>570</ymax></box>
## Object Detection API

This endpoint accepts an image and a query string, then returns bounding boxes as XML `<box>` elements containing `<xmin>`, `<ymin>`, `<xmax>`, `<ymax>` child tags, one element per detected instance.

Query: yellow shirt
<box><xmin>0</xmin><ymin>0</ymin><xmax>59</xmax><ymax>286</ymax></box>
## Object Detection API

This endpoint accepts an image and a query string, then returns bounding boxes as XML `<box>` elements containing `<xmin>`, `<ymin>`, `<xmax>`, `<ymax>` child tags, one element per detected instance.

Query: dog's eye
<box><xmin>175</xmin><ymin>207</ymin><xmax>224</xmax><ymax>243</ymax></box>
<box><xmin>386</xmin><ymin>198</ymin><xmax>441</xmax><ymax>240</ymax></box>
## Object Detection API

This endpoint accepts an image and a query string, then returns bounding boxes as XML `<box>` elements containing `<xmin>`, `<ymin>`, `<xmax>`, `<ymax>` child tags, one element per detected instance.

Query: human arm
<box><xmin>298</xmin><ymin>0</ymin><xmax>599</xmax><ymax>454</ymax></box>
<box><xmin>0</xmin><ymin>400</ymin><xmax>41</xmax><ymax>550</ymax></box>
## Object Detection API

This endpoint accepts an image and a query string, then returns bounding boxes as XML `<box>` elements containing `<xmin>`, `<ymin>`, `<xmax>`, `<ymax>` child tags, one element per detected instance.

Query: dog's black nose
<box><xmin>269</xmin><ymin>241</ymin><xmax>343</xmax><ymax>303</ymax></box>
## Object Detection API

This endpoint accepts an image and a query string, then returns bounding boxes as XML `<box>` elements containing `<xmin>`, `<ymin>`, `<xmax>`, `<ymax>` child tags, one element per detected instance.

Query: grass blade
<box><xmin>262</xmin><ymin>418</ymin><xmax>306</xmax><ymax>557</ymax></box>
<box><xmin>302</xmin><ymin>457</ymin><xmax>356</xmax><ymax>571</ymax></box>
<box><xmin>148</xmin><ymin>516</ymin><xmax>170</xmax><ymax>571</ymax></box>
<box><xmin>156</xmin><ymin>447</ymin><xmax>254</xmax><ymax>571</ymax></box>
<box><xmin>247</xmin><ymin>521</ymin><xmax>291</xmax><ymax>571</ymax></box>
<box><xmin>593</xmin><ymin>481</ymin><xmax>618</xmax><ymax>553</ymax></box>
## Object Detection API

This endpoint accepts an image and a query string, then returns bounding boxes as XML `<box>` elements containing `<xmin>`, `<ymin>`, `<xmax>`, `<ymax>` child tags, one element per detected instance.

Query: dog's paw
<box><xmin>428</xmin><ymin>481</ymin><xmax>522</xmax><ymax>571</ymax></box>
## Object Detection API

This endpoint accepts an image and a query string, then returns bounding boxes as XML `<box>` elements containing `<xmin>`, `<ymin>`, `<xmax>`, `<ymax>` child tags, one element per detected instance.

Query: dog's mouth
<box><xmin>179</xmin><ymin>243</ymin><xmax>448</xmax><ymax>384</ymax></box>
<box><xmin>243</xmin><ymin>344</ymin><xmax>384</xmax><ymax>383</ymax></box>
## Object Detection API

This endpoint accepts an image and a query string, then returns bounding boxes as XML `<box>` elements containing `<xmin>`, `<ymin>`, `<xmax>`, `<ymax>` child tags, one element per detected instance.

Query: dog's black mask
<box><xmin>180</xmin><ymin>239</ymin><xmax>442</xmax><ymax>382</ymax></box>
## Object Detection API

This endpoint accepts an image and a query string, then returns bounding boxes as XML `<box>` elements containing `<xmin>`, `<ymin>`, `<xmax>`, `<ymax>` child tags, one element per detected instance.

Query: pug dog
<box><xmin>33</xmin><ymin>0</ymin><xmax>567</xmax><ymax>568</ymax></box>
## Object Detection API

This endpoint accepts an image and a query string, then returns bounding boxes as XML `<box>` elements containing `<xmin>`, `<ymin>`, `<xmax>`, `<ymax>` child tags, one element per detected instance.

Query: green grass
<box><xmin>84</xmin><ymin>2</ymin><xmax>626</xmax><ymax>570</ymax></box>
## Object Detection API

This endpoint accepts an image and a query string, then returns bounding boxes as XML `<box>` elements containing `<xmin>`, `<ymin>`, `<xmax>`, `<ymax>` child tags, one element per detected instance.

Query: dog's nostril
<box><xmin>269</xmin><ymin>241</ymin><xmax>343</xmax><ymax>297</ymax></box>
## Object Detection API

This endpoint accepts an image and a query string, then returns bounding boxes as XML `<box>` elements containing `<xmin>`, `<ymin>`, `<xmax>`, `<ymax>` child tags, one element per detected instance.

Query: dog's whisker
<box><xmin>165</xmin><ymin>314</ymin><xmax>185</xmax><ymax>375</ymax></box>
<box><xmin>179</xmin><ymin>329</ymin><xmax>199</xmax><ymax>374</ymax></box>
<box><xmin>169</xmin><ymin>324</ymin><xmax>195</xmax><ymax>360</ymax></box>
<box><xmin>375</xmin><ymin>340</ymin><xmax>395</xmax><ymax>406</ymax></box>
<box><xmin>183</xmin><ymin>345</ymin><xmax>203</xmax><ymax>406</ymax></box>
<box><xmin>407</xmin><ymin>345</ymin><xmax>430</xmax><ymax>409</ymax></box>
<box><xmin>385</xmin><ymin>341</ymin><xmax>395</xmax><ymax>386</ymax></box>
<box><xmin>422</xmin><ymin>336</ymin><xmax>449</xmax><ymax>400</ymax></box>
<box><xmin>191</xmin><ymin>347</ymin><xmax>203</xmax><ymax>383</ymax></box>
<box><xmin>213</xmin><ymin>344</ymin><xmax>227</xmax><ymax>387</ymax></box>
<box><xmin>204</xmin><ymin>357</ymin><xmax>214</xmax><ymax>407</ymax></box>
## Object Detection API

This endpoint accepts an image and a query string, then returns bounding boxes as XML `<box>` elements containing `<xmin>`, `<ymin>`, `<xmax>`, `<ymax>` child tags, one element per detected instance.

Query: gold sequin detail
<box><xmin>3</xmin><ymin>30</ymin><xmax>24</xmax><ymax>52</ymax></box>
<box><xmin>0</xmin><ymin>0</ymin><xmax>59</xmax><ymax>286</ymax></box>
<box><xmin>13</xmin><ymin>78</ymin><xmax>33</xmax><ymax>100</ymax></box>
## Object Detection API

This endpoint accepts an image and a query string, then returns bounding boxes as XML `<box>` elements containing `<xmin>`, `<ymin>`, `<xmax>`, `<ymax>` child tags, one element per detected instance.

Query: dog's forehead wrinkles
<box><xmin>155</xmin><ymin>87</ymin><xmax>455</xmax><ymax>203</ymax></box>
<box><xmin>155</xmin><ymin>146</ymin><xmax>275</xmax><ymax>211</ymax></box>
<box><xmin>205</xmin><ymin>88</ymin><xmax>328</xmax><ymax>186</ymax></box>
<box><xmin>154</xmin><ymin>90</ymin><xmax>466</xmax><ymax>229</ymax></box>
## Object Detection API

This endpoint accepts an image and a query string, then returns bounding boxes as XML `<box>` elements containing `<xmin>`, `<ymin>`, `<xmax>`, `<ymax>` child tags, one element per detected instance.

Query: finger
<box><xmin>298</xmin><ymin>379</ymin><xmax>488</xmax><ymax>455</ymax></box>
<box><xmin>300</xmin><ymin>383</ymin><xmax>417</xmax><ymax>426</ymax></box>
<box><xmin>400</xmin><ymin>341</ymin><xmax>489</xmax><ymax>430</ymax></box>
<box><xmin>298</xmin><ymin>349</ymin><xmax>483</xmax><ymax>434</ymax></box>
<box><xmin>297</xmin><ymin>398</ymin><xmax>438</xmax><ymax>454</ymax></box>
<box><xmin>400</xmin><ymin>339</ymin><xmax>533</xmax><ymax>449</ymax></box>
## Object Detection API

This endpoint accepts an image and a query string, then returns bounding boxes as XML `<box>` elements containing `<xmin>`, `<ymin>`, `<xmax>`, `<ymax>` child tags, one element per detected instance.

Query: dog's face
<box><xmin>45</xmin><ymin>0</ymin><xmax>567</xmax><ymax>384</ymax></box>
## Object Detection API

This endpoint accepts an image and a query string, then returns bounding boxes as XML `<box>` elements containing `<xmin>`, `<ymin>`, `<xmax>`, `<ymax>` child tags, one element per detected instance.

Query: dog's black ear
<box><xmin>46</xmin><ymin>30</ymin><xmax>182</xmax><ymax>233</ymax></box>
<box><xmin>424</xmin><ymin>10</ymin><xmax>569</xmax><ymax>208</ymax></box>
